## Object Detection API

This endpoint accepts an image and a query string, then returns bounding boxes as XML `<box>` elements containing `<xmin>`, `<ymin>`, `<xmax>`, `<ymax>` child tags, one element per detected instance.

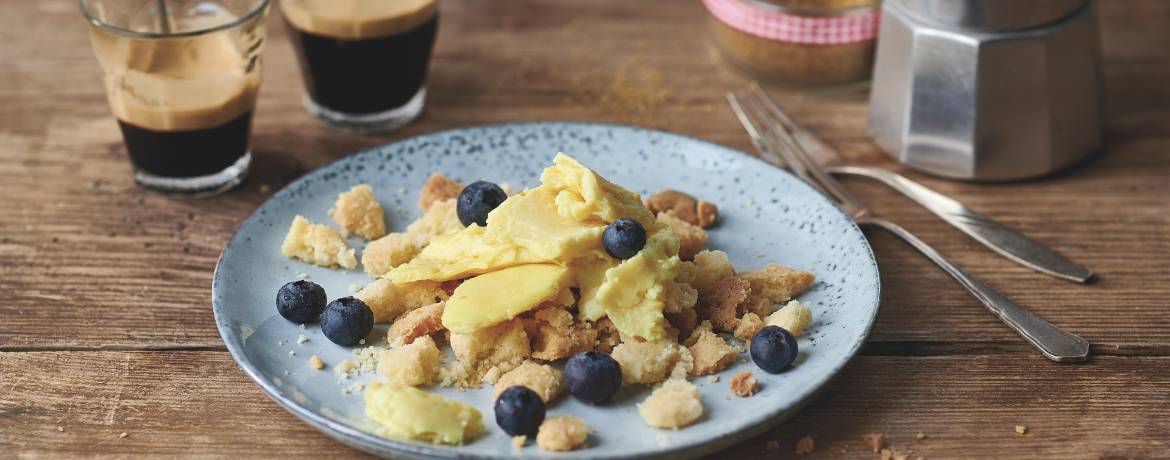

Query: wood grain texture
<box><xmin>3</xmin><ymin>351</ymin><xmax>1169</xmax><ymax>459</ymax></box>
<box><xmin>1</xmin><ymin>0</ymin><xmax>1168</xmax><ymax>457</ymax></box>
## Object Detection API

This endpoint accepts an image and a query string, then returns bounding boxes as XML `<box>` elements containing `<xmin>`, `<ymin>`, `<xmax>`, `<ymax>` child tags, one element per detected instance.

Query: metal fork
<box><xmin>745</xmin><ymin>83</ymin><xmax>1093</xmax><ymax>284</ymax></box>
<box><xmin>729</xmin><ymin>90</ymin><xmax>1090</xmax><ymax>362</ymax></box>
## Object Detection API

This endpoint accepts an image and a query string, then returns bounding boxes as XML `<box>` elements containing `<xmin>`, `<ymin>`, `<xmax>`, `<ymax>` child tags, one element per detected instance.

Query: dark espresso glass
<box><xmin>281</xmin><ymin>2</ymin><xmax>438</xmax><ymax>133</ymax></box>
<box><xmin>82</xmin><ymin>0</ymin><xmax>269</xmax><ymax>197</ymax></box>
<box><xmin>119</xmin><ymin>112</ymin><xmax>253</xmax><ymax>178</ymax></box>
<box><xmin>289</xmin><ymin>17</ymin><xmax>437</xmax><ymax>115</ymax></box>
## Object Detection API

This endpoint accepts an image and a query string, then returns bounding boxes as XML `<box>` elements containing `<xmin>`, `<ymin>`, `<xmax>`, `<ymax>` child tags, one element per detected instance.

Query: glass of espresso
<box><xmin>81</xmin><ymin>0</ymin><xmax>270</xmax><ymax>197</ymax></box>
<box><xmin>281</xmin><ymin>0</ymin><xmax>438</xmax><ymax>133</ymax></box>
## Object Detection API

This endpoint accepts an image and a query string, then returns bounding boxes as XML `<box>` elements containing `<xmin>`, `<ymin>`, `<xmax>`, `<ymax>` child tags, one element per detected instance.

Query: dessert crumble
<box><xmin>637</xmin><ymin>379</ymin><xmax>703</xmax><ymax>430</ymax></box>
<box><xmin>729</xmin><ymin>371</ymin><xmax>758</xmax><ymax>397</ymax></box>
<box><xmin>281</xmin><ymin>215</ymin><xmax>357</xmax><ymax>269</ymax></box>
<box><xmin>332</xmin><ymin>184</ymin><xmax>386</xmax><ymax>240</ymax></box>
<box><xmin>536</xmin><ymin>415</ymin><xmax>589</xmax><ymax>451</ymax></box>
<box><xmin>493</xmin><ymin>361</ymin><xmax>565</xmax><ymax>403</ymax></box>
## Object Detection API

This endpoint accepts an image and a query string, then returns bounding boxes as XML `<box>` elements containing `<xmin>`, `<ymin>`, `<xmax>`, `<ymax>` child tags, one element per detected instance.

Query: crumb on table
<box><xmin>310</xmin><ymin>355</ymin><xmax>324</xmax><ymax>370</ymax></box>
<box><xmin>795</xmin><ymin>435</ymin><xmax>814</xmax><ymax>455</ymax></box>
<box><xmin>864</xmin><ymin>433</ymin><xmax>884</xmax><ymax>452</ymax></box>
<box><xmin>512</xmin><ymin>435</ymin><xmax>527</xmax><ymax>449</ymax></box>
<box><xmin>766</xmin><ymin>440</ymin><xmax>779</xmax><ymax>451</ymax></box>
<box><xmin>1016</xmin><ymin>425</ymin><xmax>1027</xmax><ymax>435</ymax></box>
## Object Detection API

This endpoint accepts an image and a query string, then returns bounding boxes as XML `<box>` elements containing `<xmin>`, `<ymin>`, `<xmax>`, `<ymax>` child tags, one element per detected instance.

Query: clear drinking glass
<box><xmin>280</xmin><ymin>0</ymin><xmax>438</xmax><ymax>133</ymax></box>
<box><xmin>81</xmin><ymin>0</ymin><xmax>270</xmax><ymax>197</ymax></box>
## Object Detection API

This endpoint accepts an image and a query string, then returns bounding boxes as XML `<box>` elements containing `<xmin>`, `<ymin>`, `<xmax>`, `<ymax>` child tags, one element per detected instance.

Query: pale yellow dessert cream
<box><xmin>385</xmin><ymin>153</ymin><xmax>681</xmax><ymax>341</ymax></box>
<box><xmin>365</xmin><ymin>382</ymin><xmax>484</xmax><ymax>445</ymax></box>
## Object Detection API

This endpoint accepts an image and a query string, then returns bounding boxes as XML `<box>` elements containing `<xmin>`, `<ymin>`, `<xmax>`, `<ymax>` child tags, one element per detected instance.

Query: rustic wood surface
<box><xmin>1</xmin><ymin>0</ymin><xmax>1167</xmax><ymax>458</ymax></box>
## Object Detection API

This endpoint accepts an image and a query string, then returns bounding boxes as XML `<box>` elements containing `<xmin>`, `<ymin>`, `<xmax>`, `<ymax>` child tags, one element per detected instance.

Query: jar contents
<box><xmin>704</xmin><ymin>0</ymin><xmax>881</xmax><ymax>90</ymax></box>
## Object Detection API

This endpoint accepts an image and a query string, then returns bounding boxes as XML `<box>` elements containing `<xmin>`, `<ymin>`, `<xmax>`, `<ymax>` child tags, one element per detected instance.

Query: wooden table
<box><xmin>3</xmin><ymin>0</ymin><xmax>1168</xmax><ymax>457</ymax></box>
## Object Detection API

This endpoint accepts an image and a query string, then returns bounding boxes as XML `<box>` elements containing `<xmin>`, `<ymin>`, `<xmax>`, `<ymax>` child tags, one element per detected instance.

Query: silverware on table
<box><xmin>746</xmin><ymin>83</ymin><xmax>1093</xmax><ymax>284</ymax></box>
<box><xmin>728</xmin><ymin>89</ymin><xmax>1090</xmax><ymax>363</ymax></box>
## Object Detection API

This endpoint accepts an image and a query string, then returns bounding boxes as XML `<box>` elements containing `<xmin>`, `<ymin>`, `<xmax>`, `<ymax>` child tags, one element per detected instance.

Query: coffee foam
<box><xmin>280</xmin><ymin>0</ymin><xmax>437</xmax><ymax>40</ymax></box>
<box><xmin>89</xmin><ymin>14</ymin><xmax>261</xmax><ymax>132</ymax></box>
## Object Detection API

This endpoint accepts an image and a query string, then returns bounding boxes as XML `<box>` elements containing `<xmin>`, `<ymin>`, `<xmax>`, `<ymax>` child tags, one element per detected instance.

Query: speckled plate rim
<box><xmin>212</xmin><ymin>122</ymin><xmax>881</xmax><ymax>460</ymax></box>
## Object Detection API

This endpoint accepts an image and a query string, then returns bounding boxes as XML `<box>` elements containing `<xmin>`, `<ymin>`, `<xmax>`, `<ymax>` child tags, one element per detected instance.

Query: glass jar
<box><xmin>704</xmin><ymin>0</ymin><xmax>882</xmax><ymax>90</ymax></box>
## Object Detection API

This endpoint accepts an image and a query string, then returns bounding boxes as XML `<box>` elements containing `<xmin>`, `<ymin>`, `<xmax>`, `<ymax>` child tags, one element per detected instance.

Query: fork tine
<box><xmin>742</xmin><ymin>86</ymin><xmax>868</xmax><ymax>213</ymax></box>
<box><xmin>748</xmin><ymin>82</ymin><xmax>798</xmax><ymax>130</ymax></box>
<box><xmin>725</xmin><ymin>93</ymin><xmax>774</xmax><ymax>164</ymax></box>
<box><xmin>726</xmin><ymin>92</ymin><xmax>800</xmax><ymax>177</ymax></box>
<box><xmin>739</xmin><ymin>92</ymin><xmax>814</xmax><ymax>184</ymax></box>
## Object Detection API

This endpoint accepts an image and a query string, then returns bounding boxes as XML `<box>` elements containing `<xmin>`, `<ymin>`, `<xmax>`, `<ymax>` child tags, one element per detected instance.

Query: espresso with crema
<box><xmin>281</xmin><ymin>0</ymin><xmax>438</xmax><ymax>114</ymax></box>
<box><xmin>90</xmin><ymin>9</ymin><xmax>262</xmax><ymax>178</ymax></box>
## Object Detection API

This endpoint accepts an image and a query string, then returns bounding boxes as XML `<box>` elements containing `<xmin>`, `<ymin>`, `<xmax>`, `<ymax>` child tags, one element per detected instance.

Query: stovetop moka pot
<box><xmin>868</xmin><ymin>0</ymin><xmax>1103</xmax><ymax>181</ymax></box>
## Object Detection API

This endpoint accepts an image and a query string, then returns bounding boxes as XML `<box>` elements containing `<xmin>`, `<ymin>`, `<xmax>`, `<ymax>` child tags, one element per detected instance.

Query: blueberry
<box><xmin>564</xmin><ymin>351</ymin><xmax>623</xmax><ymax>404</ymax></box>
<box><xmin>602</xmin><ymin>218</ymin><xmax>647</xmax><ymax>260</ymax></box>
<box><xmin>494</xmin><ymin>386</ymin><xmax>545</xmax><ymax>437</ymax></box>
<box><xmin>457</xmin><ymin>181</ymin><xmax>508</xmax><ymax>227</ymax></box>
<box><xmin>750</xmin><ymin>325</ymin><xmax>798</xmax><ymax>373</ymax></box>
<box><xmin>320</xmin><ymin>297</ymin><xmax>374</xmax><ymax>346</ymax></box>
<box><xmin>276</xmin><ymin>280</ymin><xmax>327</xmax><ymax>323</ymax></box>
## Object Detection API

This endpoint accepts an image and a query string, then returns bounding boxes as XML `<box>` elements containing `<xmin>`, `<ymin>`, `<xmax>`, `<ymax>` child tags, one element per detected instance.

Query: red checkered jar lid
<box><xmin>703</xmin><ymin>0</ymin><xmax>880</xmax><ymax>45</ymax></box>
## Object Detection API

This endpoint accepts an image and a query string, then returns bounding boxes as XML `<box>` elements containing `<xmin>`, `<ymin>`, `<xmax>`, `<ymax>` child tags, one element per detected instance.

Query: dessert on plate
<box><xmin>278</xmin><ymin>153</ymin><xmax>816</xmax><ymax>448</ymax></box>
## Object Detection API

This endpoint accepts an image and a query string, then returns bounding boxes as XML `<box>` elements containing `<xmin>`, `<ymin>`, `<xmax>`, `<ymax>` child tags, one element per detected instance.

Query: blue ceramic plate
<box><xmin>212</xmin><ymin>122</ymin><xmax>880</xmax><ymax>459</ymax></box>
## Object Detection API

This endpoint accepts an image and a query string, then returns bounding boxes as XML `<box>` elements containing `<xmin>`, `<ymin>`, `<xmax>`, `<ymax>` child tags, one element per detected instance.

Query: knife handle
<box><xmin>859</xmin><ymin>217</ymin><xmax>1090</xmax><ymax>362</ymax></box>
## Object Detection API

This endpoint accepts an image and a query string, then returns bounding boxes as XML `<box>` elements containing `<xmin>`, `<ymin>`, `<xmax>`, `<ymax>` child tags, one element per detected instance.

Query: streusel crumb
<box><xmin>696</xmin><ymin>276</ymin><xmax>750</xmax><ymax>332</ymax></box>
<box><xmin>766</xmin><ymin>440</ymin><xmax>780</xmax><ymax>451</ymax></box>
<box><xmin>696</xmin><ymin>199</ymin><xmax>718</xmax><ymax>228</ymax></box>
<box><xmin>536</xmin><ymin>415</ymin><xmax>589</xmax><ymax>451</ymax></box>
<box><xmin>332</xmin><ymin>184</ymin><xmax>386</xmax><ymax>240</ymax></box>
<box><xmin>531</xmin><ymin>322</ymin><xmax>598</xmax><ymax>361</ymax></box>
<box><xmin>663</xmin><ymin>280</ymin><xmax>698</xmax><ymax>314</ymax></box>
<box><xmin>386</xmin><ymin>301</ymin><xmax>446</xmax><ymax>347</ymax></box>
<box><xmin>664</xmin><ymin>307</ymin><xmax>698</xmax><ymax>341</ymax></box>
<box><xmin>494</xmin><ymin>361</ymin><xmax>565</xmax><ymax>403</ymax></box>
<box><xmin>450</xmin><ymin>318</ymin><xmax>531</xmax><ymax>379</ymax></box>
<box><xmin>310</xmin><ymin>355</ymin><xmax>324</xmax><ymax>370</ymax></box>
<box><xmin>742</xmin><ymin>294</ymin><xmax>778</xmax><ymax>319</ymax></box>
<box><xmin>656</xmin><ymin>213</ymin><xmax>708</xmax><ymax>260</ymax></box>
<box><xmin>377</xmin><ymin>335</ymin><xmax>443</xmax><ymax>386</ymax></box>
<box><xmin>692</xmin><ymin>250</ymin><xmax>736</xmax><ymax>294</ymax></box>
<box><xmin>1016</xmin><ymin>425</ymin><xmax>1027</xmax><ymax>435</ymax></box>
<box><xmin>645</xmin><ymin>190</ymin><xmax>699</xmax><ymax>226</ymax></box>
<box><xmin>675</xmin><ymin>261</ymin><xmax>698</xmax><ymax>285</ymax></box>
<box><xmin>611</xmin><ymin>340</ymin><xmax>694</xmax><ymax>384</ymax></box>
<box><xmin>795</xmin><ymin>435</ymin><xmax>814</xmax><ymax>455</ymax></box>
<box><xmin>406</xmin><ymin>198</ymin><xmax>464</xmax><ymax>247</ymax></box>
<box><xmin>418</xmin><ymin>173</ymin><xmax>465</xmax><ymax>212</ymax></box>
<box><xmin>687</xmin><ymin>327</ymin><xmax>739</xmax><ymax>376</ymax></box>
<box><xmin>593</xmin><ymin>317</ymin><xmax>621</xmax><ymax>354</ymax></box>
<box><xmin>637</xmin><ymin>379</ymin><xmax>703</xmax><ymax>429</ymax></box>
<box><xmin>734</xmin><ymin>312</ymin><xmax>766</xmax><ymax>342</ymax></box>
<box><xmin>863</xmin><ymin>433</ymin><xmax>884</xmax><ymax>452</ymax></box>
<box><xmin>356</xmin><ymin>279</ymin><xmax>449</xmax><ymax>323</ymax></box>
<box><xmin>281</xmin><ymin>215</ymin><xmax>357</xmax><ymax>269</ymax></box>
<box><xmin>362</xmin><ymin>233</ymin><xmax>420</xmax><ymax>278</ymax></box>
<box><xmin>765</xmin><ymin>300</ymin><xmax>812</xmax><ymax>337</ymax></box>
<box><xmin>730</xmin><ymin>371</ymin><xmax>758</xmax><ymax>397</ymax></box>
<box><xmin>738</xmin><ymin>263</ymin><xmax>815</xmax><ymax>304</ymax></box>
<box><xmin>334</xmin><ymin>359</ymin><xmax>356</xmax><ymax>378</ymax></box>
<box><xmin>512</xmin><ymin>435</ymin><xmax>527</xmax><ymax>449</ymax></box>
